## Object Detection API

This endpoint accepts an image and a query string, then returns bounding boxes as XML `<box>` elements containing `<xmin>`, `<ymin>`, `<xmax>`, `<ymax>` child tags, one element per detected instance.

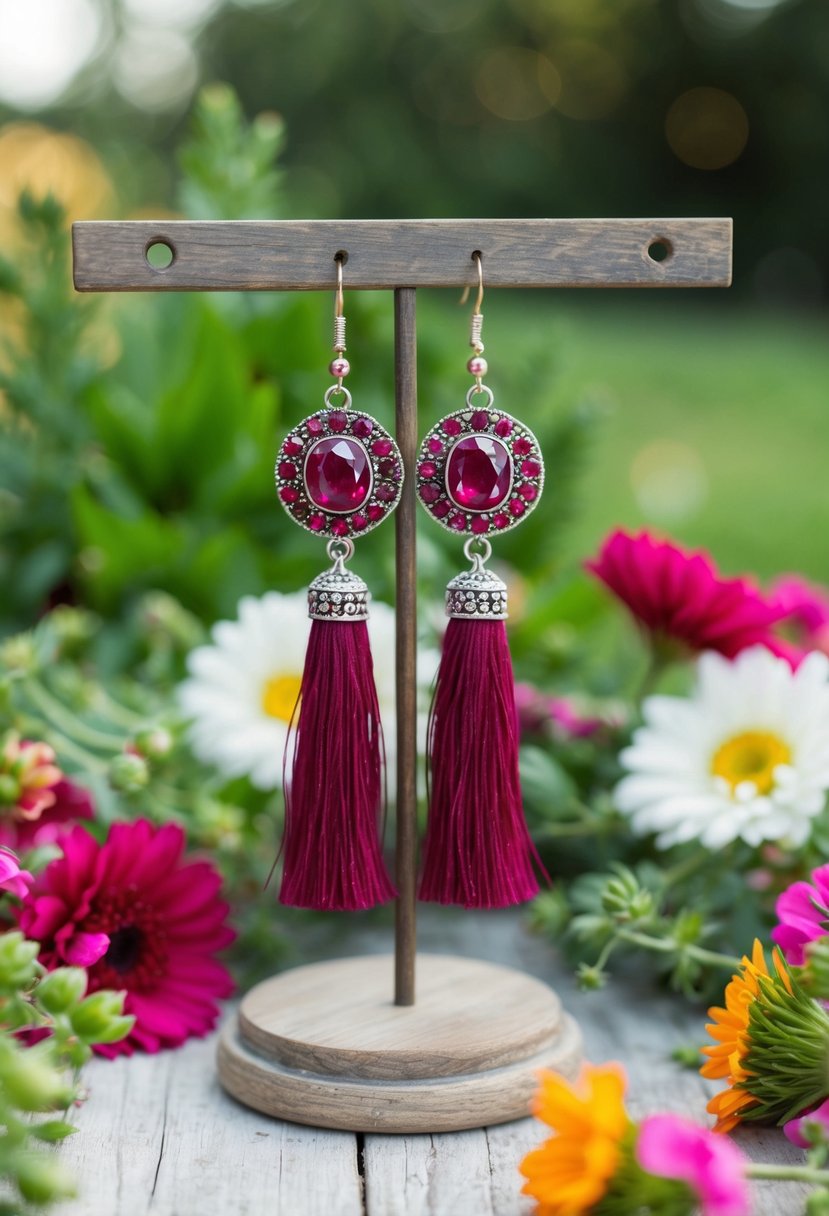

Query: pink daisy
<box><xmin>0</xmin><ymin>777</ymin><xmax>94</xmax><ymax>852</ymax></box>
<box><xmin>768</xmin><ymin>575</ymin><xmax>829</xmax><ymax>666</ymax></box>
<box><xmin>18</xmin><ymin>820</ymin><xmax>235</xmax><ymax>1056</ymax></box>
<box><xmin>637</xmin><ymin>1113</ymin><xmax>750</xmax><ymax>1216</ymax></box>
<box><xmin>784</xmin><ymin>1097</ymin><xmax>829</xmax><ymax>1149</ymax></box>
<box><xmin>586</xmin><ymin>530</ymin><xmax>783</xmax><ymax>658</ymax></box>
<box><xmin>771</xmin><ymin>863</ymin><xmax>829</xmax><ymax>966</ymax></box>
<box><xmin>0</xmin><ymin>736</ymin><xmax>63</xmax><ymax>822</ymax></box>
<box><xmin>515</xmin><ymin>683</ymin><xmax>607</xmax><ymax>740</ymax></box>
<box><xmin>0</xmin><ymin>847</ymin><xmax>33</xmax><ymax>899</ymax></box>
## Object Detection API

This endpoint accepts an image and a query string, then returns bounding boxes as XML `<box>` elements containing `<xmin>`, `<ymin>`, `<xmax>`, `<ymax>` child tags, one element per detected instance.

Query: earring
<box><xmin>416</xmin><ymin>254</ymin><xmax>545</xmax><ymax>908</ymax></box>
<box><xmin>273</xmin><ymin>257</ymin><xmax>402</xmax><ymax>910</ymax></box>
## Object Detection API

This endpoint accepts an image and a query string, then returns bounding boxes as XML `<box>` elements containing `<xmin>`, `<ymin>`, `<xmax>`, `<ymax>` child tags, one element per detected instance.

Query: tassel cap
<box><xmin>446</xmin><ymin>540</ymin><xmax>508</xmax><ymax>620</ymax></box>
<box><xmin>308</xmin><ymin>540</ymin><xmax>370</xmax><ymax>621</ymax></box>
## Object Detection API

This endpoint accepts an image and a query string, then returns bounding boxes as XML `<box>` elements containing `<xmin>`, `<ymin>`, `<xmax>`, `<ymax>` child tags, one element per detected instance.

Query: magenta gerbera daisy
<box><xmin>17</xmin><ymin>819</ymin><xmax>235</xmax><ymax>1056</ymax></box>
<box><xmin>586</xmin><ymin>529</ymin><xmax>783</xmax><ymax>658</ymax></box>
<box><xmin>772</xmin><ymin>863</ymin><xmax>829</xmax><ymax>966</ymax></box>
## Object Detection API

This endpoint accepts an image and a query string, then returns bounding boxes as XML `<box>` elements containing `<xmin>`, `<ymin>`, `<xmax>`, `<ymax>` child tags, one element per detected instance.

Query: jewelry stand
<box><xmin>72</xmin><ymin>218</ymin><xmax>732</xmax><ymax>1132</ymax></box>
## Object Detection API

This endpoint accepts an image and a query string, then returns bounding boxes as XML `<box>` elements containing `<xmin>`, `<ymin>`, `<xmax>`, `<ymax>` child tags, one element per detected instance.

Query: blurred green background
<box><xmin>0</xmin><ymin>0</ymin><xmax>827</xmax><ymax>642</ymax></box>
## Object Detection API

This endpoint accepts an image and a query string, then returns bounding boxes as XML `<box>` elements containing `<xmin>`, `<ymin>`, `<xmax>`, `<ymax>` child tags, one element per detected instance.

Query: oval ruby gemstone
<box><xmin>445</xmin><ymin>435</ymin><xmax>512</xmax><ymax>512</ymax></box>
<box><xmin>305</xmin><ymin>437</ymin><xmax>372</xmax><ymax>513</ymax></box>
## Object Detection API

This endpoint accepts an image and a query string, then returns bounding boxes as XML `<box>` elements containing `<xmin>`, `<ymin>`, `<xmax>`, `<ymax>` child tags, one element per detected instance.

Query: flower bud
<box><xmin>802</xmin><ymin>936</ymin><xmax>829</xmax><ymax>1001</ymax></box>
<box><xmin>132</xmin><ymin>727</ymin><xmax>174</xmax><ymax>760</ymax></box>
<box><xmin>0</xmin><ymin>773</ymin><xmax>20</xmax><ymax>807</ymax></box>
<box><xmin>576</xmin><ymin>962</ymin><xmax>607</xmax><ymax>991</ymax></box>
<box><xmin>0</xmin><ymin>932</ymin><xmax>41</xmax><ymax>992</ymax></box>
<box><xmin>0</xmin><ymin>633</ymin><xmax>38</xmax><ymax>677</ymax></box>
<box><xmin>36</xmin><ymin>967</ymin><xmax>88</xmax><ymax>1015</ymax></box>
<box><xmin>807</xmin><ymin>1191</ymin><xmax>829</xmax><ymax>1216</ymax></box>
<box><xmin>601</xmin><ymin>866</ymin><xmax>654</xmax><ymax>924</ymax></box>
<box><xmin>93</xmin><ymin>1014</ymin><xmax>136</xmax><ymax>1045</ymax></box>
<box><xmin>108</xmin><ymin>752</ymin><xmax>149</xmax><ymax>793</ymax></box>
<box><xmin>49</xmin><ymin>606</ymin><xmax>98</xmax><ymax>648</ymax></box>
<box><xmin>0</xmin><ymin>1043</ymin><xmax>74</xmax><ymax>1111</ymax></box>
<box><xmin>15</xmin><ymin>1153</ymin><xmax>77</xmax><ymax>1204</ymax></box>
<box><xmin>69</xmin><ymin>990</ymin><xmax>130</xmax><ymax>1042</ymax></box>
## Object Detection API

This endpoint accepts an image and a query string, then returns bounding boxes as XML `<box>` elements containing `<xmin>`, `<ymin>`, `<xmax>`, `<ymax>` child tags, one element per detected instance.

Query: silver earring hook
<box><xmin>459</xmin><ymin>251</ymin><xmax>484</xmax><ymax>313</ymax></box>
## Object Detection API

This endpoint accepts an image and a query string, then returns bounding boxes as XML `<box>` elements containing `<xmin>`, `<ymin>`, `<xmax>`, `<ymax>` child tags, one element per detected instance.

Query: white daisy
<box><xmin>615</xmin><ymin>646</ymin><xmax>829</xmax><ymax>850</ymax></box>
<box><xmin>178</xmin><ymin>590</ymin><xmax>436</xmax><ymax>791</ymax></box>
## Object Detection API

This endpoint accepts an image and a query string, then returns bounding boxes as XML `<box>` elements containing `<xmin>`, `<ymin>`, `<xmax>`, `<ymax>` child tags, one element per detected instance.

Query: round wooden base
<box><xmin>217</xmin><ymin>953</ymin><xmax>583</xmax><ymax>1133</ymax></box>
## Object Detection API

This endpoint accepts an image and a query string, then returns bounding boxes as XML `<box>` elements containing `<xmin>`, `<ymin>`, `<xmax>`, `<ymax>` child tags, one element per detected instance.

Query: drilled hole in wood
<box><xmin>334</xmin><ymin>249</ymin><xmax>349</xmax><ymax>265</ymax></box>
<box><xmin>145</xmin><ymin>240</ymin><xmax>175</xmax><ymax>270</ymax></box>
<box><xmin>647</xmin><ymin>238</ymin><xmax>673</xmax><ymax>264</ymax></box>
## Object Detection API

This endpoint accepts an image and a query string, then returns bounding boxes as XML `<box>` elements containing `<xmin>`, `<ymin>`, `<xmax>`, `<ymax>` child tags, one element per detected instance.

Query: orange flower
<box><xmin>520</xmin><ymin>1062</ymin><xmax>630</xmax><ymax>1215</ymax></box>
<box><xmin>701</xmin><ymin>939</ymin><xmax>792</xmax><ymax>1132</ymax></box>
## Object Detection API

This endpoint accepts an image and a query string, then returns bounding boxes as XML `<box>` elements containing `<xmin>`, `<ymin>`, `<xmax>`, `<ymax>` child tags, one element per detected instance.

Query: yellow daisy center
<box><xmin>261</xmin><ymin>673</ymin><xmax>302</xmax><ymax>723</ymax></box>
<box><xmin>710</xmin><ymin>730</ymin><xmax>792</xmax><ymax>795</ymax></box>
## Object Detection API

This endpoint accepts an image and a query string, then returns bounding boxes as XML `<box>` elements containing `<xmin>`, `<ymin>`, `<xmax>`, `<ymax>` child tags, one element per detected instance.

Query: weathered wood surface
<box><xmin>72</xmin><ymin>218</ymin><xmax>732</xmax><ymax>292</ymax></box>
<box><xmin>57</xmin><ymin>909</ymin><xmax>809</xmax><ymax>1215</ymax></box>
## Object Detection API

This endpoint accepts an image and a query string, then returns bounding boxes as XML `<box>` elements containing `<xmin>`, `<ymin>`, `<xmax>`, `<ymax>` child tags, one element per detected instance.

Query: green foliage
<box><xmin>0</xmin><ymin>605</ymin><xmax>290</xmax><ymax>986</ymax></box>
<box><xmin>0</xmin><ymin>83</ymin><xmax>594</xmax><ymax>636</ymax></box>
<box><xmin>178</xmin><ymin>82</ymin><xmax>285</xmax><ymax>220</ymax></box>
<box><xmin>0</xmin><ymin>932</ymin><xmax>132</xmax><ymax>1213</ymax></box>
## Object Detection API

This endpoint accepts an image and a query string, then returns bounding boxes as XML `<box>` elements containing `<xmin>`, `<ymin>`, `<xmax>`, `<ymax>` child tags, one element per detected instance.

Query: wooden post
<box><xmin>393</xmin><ymin>288</ymin><xmax>418</xmax><ymax>1007</ymax></box>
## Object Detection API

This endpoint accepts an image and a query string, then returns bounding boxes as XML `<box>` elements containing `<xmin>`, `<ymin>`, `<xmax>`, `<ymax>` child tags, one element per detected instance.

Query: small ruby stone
<box><xmin>305</xmin><ymin>438</ymin><xmax>372</xmax><ymax>512</ymax></box>
<box><xmin>352</xmin><ymin>417</ymin><xmax>373</xmax><ymax>438</ymax></box>
<box><xmin>445</xmin><ymin>435</ymin><xmax>512</xmax><ymax>512</ymax></box>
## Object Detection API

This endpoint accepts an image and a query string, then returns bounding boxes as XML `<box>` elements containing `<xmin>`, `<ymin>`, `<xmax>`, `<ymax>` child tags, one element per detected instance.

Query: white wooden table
<box><xmin>57</xmin><ymin>910</ymin><xmax>811</xmax><ymax>1215</ymax></box>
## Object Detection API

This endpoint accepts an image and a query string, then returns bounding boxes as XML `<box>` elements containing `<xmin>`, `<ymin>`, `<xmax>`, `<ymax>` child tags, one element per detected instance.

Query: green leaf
<box><xmin>31</xmin><ymin>1120</ymin><xmax>77</xmax><ymax>1142</ymax></box>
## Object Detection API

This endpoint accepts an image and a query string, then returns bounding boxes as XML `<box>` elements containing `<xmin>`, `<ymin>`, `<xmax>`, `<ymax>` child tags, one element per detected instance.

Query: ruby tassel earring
<box><xmin>416</xmin><ymin>253</ymin><xmax>545</xmax><ymax>908</ymax></box>
<box><xmin>274</xmin><ymin>256</ymin><xmax>402</xmax><ymax>910</ymax></box>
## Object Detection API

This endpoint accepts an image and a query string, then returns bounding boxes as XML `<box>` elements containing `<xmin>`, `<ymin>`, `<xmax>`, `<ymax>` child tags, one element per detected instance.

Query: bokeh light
<box><xmin>476</xmin><ymin>48</ymin><xmax>560</xmax><ymax>122</ymax></box>
<box><xmin>122</xmin><ymin>0</ymin><xmax>222</xmax><ymax>28</ymax></box>
<box><xmin>0</xmin><ymin>0</ymin><xmax>102</xmax><ymax>109</ymax></box>
<box><xmin>548</xmin><ymin>39</ymin><xmax>628</xmax><ymax>121</ymax></box>
<box><xmin>0</xmin><ymin>123</ymin><xmax>112</xmax><ymax>240</ymax></box>
<box><xmin>631</xmin><ymin>440</ymin><xmax>709</xmax><ymax>524</ymax></box>
<box><xmin>114</xmin><ymin>26</ymin><xmax>199</xmax><ymax>112</ymax></box>
<box><xmin>665</xmin><ymin>87</ymin><xmax>749</xmax><ymax>169</ymax></box>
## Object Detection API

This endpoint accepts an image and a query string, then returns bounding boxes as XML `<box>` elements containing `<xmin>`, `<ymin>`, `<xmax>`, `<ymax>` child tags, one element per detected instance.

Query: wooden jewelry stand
<box><xmin>73</xmin><ymin>218</ymin><xmax>732</xmax><ymax>1132</ymax></box>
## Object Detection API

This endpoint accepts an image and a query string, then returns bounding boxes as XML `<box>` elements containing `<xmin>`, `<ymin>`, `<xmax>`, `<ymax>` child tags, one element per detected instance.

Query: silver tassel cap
<box><xmin>445</xmin><ymin>540</ymin><xmax>508</xmax><ymax>620</ymax></box>
<box><xmin>308</xmin><ymin>539</ymin><xmax>369</xmax><ymax>622</ymax></box>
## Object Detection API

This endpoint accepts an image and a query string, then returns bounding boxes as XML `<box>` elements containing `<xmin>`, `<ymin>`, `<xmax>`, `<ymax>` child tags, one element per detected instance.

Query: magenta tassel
<box><xmin>279</xmin><ymin>620</ymin><xmax>397</xmax><ymax>911</ymax></box>
<box><xmin>418</xmin><ymin>618</ymin><xmax>541</xmax><ymax>909</ymax></box>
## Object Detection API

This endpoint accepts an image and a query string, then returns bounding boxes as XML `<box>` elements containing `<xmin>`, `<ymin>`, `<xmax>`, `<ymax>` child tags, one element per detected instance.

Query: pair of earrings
<box><xmin>274</xmin><ymin>256</ymin><xmax>544</xmax><ymax>911</ymax></box>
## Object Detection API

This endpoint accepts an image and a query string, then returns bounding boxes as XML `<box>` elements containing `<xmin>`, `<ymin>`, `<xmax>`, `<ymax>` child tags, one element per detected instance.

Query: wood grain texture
<box><xmin>394</xmin><ymin>288</ymin><xmax>418</xmax><ymax>1008</ymax></box>
<box><xmin>217</xmin><ymin>953</ymin><xmax>582</xmax><ymax>1131</ymax></box>
<box><xmin>55</xmin><ymin>910</ymin><xmax>810</xmax><ymax>1215</ymax></box>
<box><xmin>55</xmin><ymin>1036</ymin><xmax>364</xmax><ymax>1216</ymax></box>
<box><xmin>218</xmin><ymin>1013</ymin><xmax>582</xmax><ymax>1133</ymax></box>
<box><xmin>72</xmin><ymin>219</ymin><xmax>732</xmax><ymax>291</ymax></box>
<box><xmin>235</xmin><ymin>955</ymin><xmax>566</xmax><ymax>1079</ymax></box>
